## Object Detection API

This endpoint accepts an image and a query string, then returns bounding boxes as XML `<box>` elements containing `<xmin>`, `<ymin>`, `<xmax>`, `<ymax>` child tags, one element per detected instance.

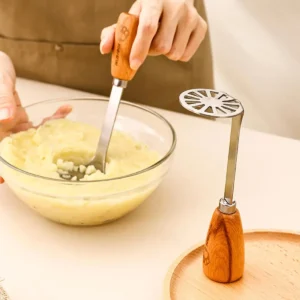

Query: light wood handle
<box><xmin>203</xmin><ymin>208</ymin><xmax>245</xmax><ymax>283</ymax></box>
<box><xmin>111</xmin><ymin>12</ymin><xmax>139</xmax><ymax>81</ymax></box>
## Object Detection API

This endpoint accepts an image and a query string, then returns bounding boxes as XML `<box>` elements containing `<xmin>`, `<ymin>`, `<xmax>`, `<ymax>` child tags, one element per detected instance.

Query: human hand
<box><xmin>100</xmin><ymin>0</ymin><xmax>207</xmax><ymax>70</ymax></box>
<box><xmin>0</xmin><ymin>52</ymin><xmax>72</xmax><ymax>141</ymax></box>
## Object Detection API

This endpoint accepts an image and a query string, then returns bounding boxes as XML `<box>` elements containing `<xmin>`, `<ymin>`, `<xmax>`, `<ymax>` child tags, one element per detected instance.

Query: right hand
<box><xmin>100</xmin><ymin>0</ymin><xmax>207</xmax><ymax>70</ymax></box>
<box><xmin>0</xmin><ymin>52</ymin><xmax>72</xmax><ymax>141</ymax></box>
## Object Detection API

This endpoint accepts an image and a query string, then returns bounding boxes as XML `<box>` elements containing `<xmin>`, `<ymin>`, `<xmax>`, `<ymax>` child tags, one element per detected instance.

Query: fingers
<box><xmin>165</xmin><ymin>8</ymin><xmax>199</xmax><ymax>61</ymax></box>
<box><xmin>51</xmin><ymin>104</ymin><xmax>73</xmax><ymax>118</ymax></box>
<box><xmin>100</xmin><ymin>1</ymin><xmax>142</xmax><ymax>55</ymax></box>
<box><xmin>180</xmin><ymin>17</ymin><xmax>207</xmax><ymax>62</ymax></box>
<box><xmin>131</xmin><ymin>1</ymin><xmax>205</xmax><ymax>65</ymax></box>
<box><xmin>15</xmin><ymin>106</ymin><xmax>29</xmax><ymax>124</ymax></box>
<box><xmin>0</xmin><ymin>54</ymin><xmax>73</xmax><ymax>139</ymax></box>
<box><xmin>100</xmin><ymin>0</ymin><xmax>206</xmax><ymax>67</ymax></box>
<box><xmin>128</xmin><ymin>0</ymin><xmax>142</xmax><ymax>15</ymax></box>
<box><xmin>148</xmin><ymin>12</ymin><xmax>178</xmax><ymax>56</ymax></box>
<box><xmin>100</xmin><ymin>24</ymin><xmax>116</xmax><ymax>54</ymax></box>
<box><xmin>7</xmin><ymin>106</ymin><xmax>30</xmax><ymax>133</ymax></box>
<box><xmin>0</xmin><ymin>53</ymin><xmax>17</xmax><ymax>122</ymax></box>
<box><xmin>0</xmin><ymin>130</ymin><xmax>11</xmax><ymax>141</ymax></box>
<box><xmin>0</xmin><ymin>52</ymin><xmax>16</xmax><ymax>85</ymax></box>
<box><xmin>11</xmin><ymin>104</ymin><xmax>71</xmax><ymax>134</ymax></box>
<box><xmin>11</xmin><ymin>122</ymin><xmax>33</xmax><ymax>133</ymax></box>
<box><xmin>165</xmin><ymin>25</ymin><xmax>190</xmax><ymax>61</ymax></box>
<box><xmin>38</xmin><ymin>104</ymin><xmax>73</xmax><ymax>127</ymax></box>
<box><xmin>129</xmin><ymin>0</ymin><xmax>162</xmax><ymax>70</ymax></box>
<box><xmin>14</xmin><ymin>90</ymin><xmax>22</xmax><ymax>107</ymax></box>
<box><xmin>0</xmin><ymin>77</ymin><xmax>16</xmax><ymax>122</ymax></box>
<box><xmin>148</xmin><ymin>2</ymin><xmax>184</xmax><ymax>57</ymax></box>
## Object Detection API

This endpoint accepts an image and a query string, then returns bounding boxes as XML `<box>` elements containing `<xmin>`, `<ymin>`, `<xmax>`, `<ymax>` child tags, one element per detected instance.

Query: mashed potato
<box><xmin>0</xmin><ymin>119</ymin><xmax>162</xmax><ymax>225</ymax></box>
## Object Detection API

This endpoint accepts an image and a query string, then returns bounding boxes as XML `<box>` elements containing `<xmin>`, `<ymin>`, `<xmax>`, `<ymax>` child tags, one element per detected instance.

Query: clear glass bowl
<box><xmin>0</xmin><ymin>98</ymin><xmax>176</xmax><ymax>226</ymax></box>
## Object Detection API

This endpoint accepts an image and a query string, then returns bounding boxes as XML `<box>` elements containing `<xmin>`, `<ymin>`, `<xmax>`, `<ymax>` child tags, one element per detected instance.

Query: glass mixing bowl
<box><xmin>0</xmin><ymin>98</ymin><xmax>176</xmax><ymax>226</ymax></box>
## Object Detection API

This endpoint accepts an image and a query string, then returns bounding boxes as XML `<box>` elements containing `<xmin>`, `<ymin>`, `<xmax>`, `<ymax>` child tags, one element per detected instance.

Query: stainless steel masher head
<box><xmin>179</xmin><ymin>89</ymin><xmax>244</xmax><ymax>214</ymax></box>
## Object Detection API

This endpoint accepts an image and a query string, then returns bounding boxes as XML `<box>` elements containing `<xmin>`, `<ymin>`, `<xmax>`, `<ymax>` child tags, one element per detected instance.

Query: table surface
<box><xmin>1</xmin><ymin>78</ymin><xmax>299</xmax><ymax>300</ymax></box>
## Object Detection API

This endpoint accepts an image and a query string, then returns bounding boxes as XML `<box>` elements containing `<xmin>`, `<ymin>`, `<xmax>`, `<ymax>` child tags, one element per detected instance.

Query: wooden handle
<box><xmin>203</xmin><ymin>208</ymin><xmax>245</xmax><ymax>283</ymax></box>
<box><xmin>111</xmin><ymin>12</ymin><xmax>139</xmax><ymax>81</ymax></box>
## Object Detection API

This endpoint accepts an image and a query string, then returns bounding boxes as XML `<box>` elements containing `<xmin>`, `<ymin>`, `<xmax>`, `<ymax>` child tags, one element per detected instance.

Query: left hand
<box><xmin>0</xmin><ymin>52</ymin><xmax>72</xmax><ymax>142</ymax></box>
<box><xmin>100</xmin><ymin>0</ymin><xmax>207</xmax><ymax>70</ymax></box>
<box><xmin>0</xmin><ymin>52</ymin><xmax>73</xmax><ymax>183</ymax></box>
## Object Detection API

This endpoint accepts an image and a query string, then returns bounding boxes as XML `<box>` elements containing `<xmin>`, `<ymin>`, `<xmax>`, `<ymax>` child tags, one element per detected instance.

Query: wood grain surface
<box><xmin>203</xmin><ymin>208</ymin><xmax>245</xmax><ymax>283</ymax></box>
<box><xmin>164</xmin><ymin>231</ymin><xmax>300</xmax><ymax>300</ymax></box>
<box><xmin>111</xmin><ymin>12</ymin><xmax>139</xmax><ymax>81</ymax></box>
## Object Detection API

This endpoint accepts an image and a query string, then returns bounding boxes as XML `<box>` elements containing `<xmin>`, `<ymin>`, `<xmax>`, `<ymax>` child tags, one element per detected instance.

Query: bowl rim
<box><xmin>0</xmin><ymin>97</ymin><xmax>177</xmax><ymax>183</ymax></box>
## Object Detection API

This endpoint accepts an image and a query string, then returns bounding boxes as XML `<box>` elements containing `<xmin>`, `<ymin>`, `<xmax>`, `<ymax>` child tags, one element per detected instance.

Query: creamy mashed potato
<box><xmin>0</xmin><ymin>119</ymin><xmax>162</xmax><ymax>225</ymax></box>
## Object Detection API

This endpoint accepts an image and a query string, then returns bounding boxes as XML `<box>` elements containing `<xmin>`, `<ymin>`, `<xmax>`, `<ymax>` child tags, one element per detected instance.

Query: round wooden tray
<box><xmin>164</xmin><ymin>230</ymin><xmax>300</xmax><ymax>300</ymax></box>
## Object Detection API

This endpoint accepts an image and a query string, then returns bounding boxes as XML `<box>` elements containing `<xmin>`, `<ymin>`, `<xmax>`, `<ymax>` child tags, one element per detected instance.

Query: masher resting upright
<box><xmin>179</xmin><ymin>88</ymin><xmax>245</xmax><ymax>283</ymax></box>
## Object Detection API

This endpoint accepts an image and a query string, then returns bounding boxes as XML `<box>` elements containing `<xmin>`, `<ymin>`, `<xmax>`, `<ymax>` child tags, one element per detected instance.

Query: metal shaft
<box><xmin>178</xmin><ymin>88</ymin><xmax>244</xmax><ymax>215</ymax></box>
<box><xmin>224</xmin><ymin>112</ymin><xmax>244</xmax><ymax>204</ymax></box>
<box><xmin>96</xmin><ymin>78</ymin><xmax>127</xmax><ymax>173</ymax></box>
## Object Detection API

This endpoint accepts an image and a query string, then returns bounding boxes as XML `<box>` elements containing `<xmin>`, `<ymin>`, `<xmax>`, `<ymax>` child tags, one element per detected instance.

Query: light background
<box><xmin>204</xmin><ymin>0</ymin><xmax>300</xmax><ymax>140</ymax></box>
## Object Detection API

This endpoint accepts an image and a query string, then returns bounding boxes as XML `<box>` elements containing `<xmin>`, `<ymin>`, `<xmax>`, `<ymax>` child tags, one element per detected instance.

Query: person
<box><xmin>0</xmin><ymin>0</ymin><xmax>214</xmax><ymax>138</ymax></box>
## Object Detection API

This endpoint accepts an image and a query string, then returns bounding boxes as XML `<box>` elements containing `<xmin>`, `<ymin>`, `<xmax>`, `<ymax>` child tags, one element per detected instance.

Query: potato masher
<box><xmin>58</xmin><ymin>12</ymin><xmax>139</xmax><ymax>180</ymax></box>
<box><xmin>179</xmin><ymin>88</ymin><xmax>245</xmax><ymax>283</ymax></box>
<box><xmin>93</xmin><ymin>12</ymin><xmax>139</xmax><ymax>174</ymax></box>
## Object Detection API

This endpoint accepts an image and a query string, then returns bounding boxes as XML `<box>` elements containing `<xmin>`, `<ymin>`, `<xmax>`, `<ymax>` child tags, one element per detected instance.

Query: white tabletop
<box><xmin>1</xmin><ymin>78</ymin><xmax>300</xmax><ymax>300</ymax></box>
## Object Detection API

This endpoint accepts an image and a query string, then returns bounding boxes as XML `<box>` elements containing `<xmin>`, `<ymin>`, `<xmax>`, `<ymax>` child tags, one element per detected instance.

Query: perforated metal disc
<box><xmin>179</xmin><ymin>89</ymin><xmax>243</xmax><ymax>118</ymax></box>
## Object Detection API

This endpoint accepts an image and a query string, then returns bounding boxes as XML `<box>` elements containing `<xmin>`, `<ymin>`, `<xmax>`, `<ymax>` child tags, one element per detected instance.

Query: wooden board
<box><xmin>164</xmin><ymin>230</ymin><xmax>300</xmax><ymax>300</ymax></box>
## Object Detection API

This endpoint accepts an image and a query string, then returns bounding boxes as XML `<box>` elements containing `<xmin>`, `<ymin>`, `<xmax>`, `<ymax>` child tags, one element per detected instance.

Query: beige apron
<box><xmin>0</xmin><ymin>0</ymin><xmax>213</xmax><ymax>113</ymax></box>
